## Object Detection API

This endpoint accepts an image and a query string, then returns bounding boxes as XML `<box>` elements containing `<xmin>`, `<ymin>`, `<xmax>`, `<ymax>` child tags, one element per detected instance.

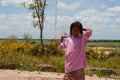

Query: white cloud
<box><xmin>0</xmin><ymin>0</ymin><xmax>33</xmax><ymax>7</ymax></box>
<box><xmin>0</xmin><ymin>13</ymin><xmax>40</xmax><ymax>38</ymax></box>
<box><xmin>75</xmin><ymin>9</ymin><xmax>98</xmax><ymax>17</ymax></box>
<box><xmin>0</xmin><ymin>15</ymin><xmax>5</xmax><ymax>19</ymax></box>
<box><xmin>108</xmin><ymin>6</ymin><xmax>120</xmax><ymax>13</ymax></box>
<box><xmin>58</xmin><ymin>0</ymin><xmax>83</xmax><ymax>10</ymax></box>
<box><xmin>45</xmin><ymin>6</ymin><xmax>120</xmax><ymax>39</ymax></box>
<box><xmin>115</xmin><ymin>18</ymin><xmax>120</xmax><ymax>23</ymax></box>
<box><xmin>73</xmin><ymin>6</ymin><xmax>120</xmax><ymax>39</ymax></box>
<box><xmin>74</xmin><ymin>9</ymin><xmax>110</xmax><ymax>24</ymax></box>
<box><xmin>45</xmin><ymin>15</ymin><xmax>74</xmax><ymax>37</ymax></box>
<box><xmin>100</xmin><ymin>4</ymin><xmax>108</xmax><ymax>9</ymax></box>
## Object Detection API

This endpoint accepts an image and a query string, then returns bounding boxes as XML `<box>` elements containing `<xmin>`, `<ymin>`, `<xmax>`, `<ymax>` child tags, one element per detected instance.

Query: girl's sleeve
<box><xmin>84</xmin><ymin>29</ymin><xmax>92</xmax><ymax>44</ymax></box>
<box><xmin>58</xmin><ymin>39</ymin><xmax>67</xmax><ymax>50</ymax></box>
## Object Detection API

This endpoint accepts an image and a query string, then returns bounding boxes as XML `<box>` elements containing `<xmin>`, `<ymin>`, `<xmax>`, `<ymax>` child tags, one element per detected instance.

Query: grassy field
<box><xmin>15</xmin><ymin>39</ymin><xmax>120</xmax><ymax>47</ymax></box>
<box><xmin>1</xmin><ymin>39</ymin><xmax>120</xmax><ymax>47</ymax></box>
<box><xmin>0</xmin><ymin>39</ymin><xmax>120</xmax><ymax>79</ymax></box>
<box><xmin>32</xmin><ymin>39</ymin><xmax>120</xmax><ymax>47</ymax></box>
<box><xmin>87</xmin><ymin>41</ymin><xmax>120</xmax><ymax>48</ymax></box>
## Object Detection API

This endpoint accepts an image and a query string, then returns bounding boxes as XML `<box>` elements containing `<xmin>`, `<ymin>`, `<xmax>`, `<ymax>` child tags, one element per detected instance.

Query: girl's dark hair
<box><xmin>70</xmin><ymin>21</ymin><xmax>83</xmax><ymax>36</ymax></box>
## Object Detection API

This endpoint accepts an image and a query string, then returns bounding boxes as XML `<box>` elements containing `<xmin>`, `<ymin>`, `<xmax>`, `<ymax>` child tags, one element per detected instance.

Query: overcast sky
<box><xmin>0</xmin><ymin>0</ymin><xmax>120</xmax><ymax>40</ymax></box>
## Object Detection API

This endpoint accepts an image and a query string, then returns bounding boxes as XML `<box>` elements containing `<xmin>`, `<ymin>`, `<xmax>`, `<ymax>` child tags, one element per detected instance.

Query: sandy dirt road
<box><xmin>0</xmin><ymin>69</ymin><xmax>116</xmax><ymax>80</ymax></box>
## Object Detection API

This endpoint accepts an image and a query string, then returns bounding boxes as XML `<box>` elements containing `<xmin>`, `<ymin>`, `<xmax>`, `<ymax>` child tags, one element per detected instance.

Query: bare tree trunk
<box><xmin>35</xmin><ymin>0</ymin><xmax>46</xmax><ymax>48</ymax></box>
<box><xmin>40</xmin><ymin>0</ymin><xmax>46</xmax><ymax>48</ymax></box>
<box><xmin>40</xmin><ymin>23</ymin><xmax>45</xmax><ymax>54</ymax></box>
<box><xmin>40</xmin><ymin>26</ymin><xmax>43</xmax><ymax>47</ymax></box>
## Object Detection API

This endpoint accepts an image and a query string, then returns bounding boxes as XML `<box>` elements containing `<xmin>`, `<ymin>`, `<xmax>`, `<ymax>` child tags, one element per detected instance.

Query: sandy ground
<box><xmin>0</xmin><ymin>69</ymin><xmax>116</xmax><ymax>80</ymax></box>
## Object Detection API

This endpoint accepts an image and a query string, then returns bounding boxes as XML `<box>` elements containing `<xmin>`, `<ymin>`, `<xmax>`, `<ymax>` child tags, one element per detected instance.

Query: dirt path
<box><xmin>0</xmin><ymin>69</ymin><xmax>115</xmax><ymax>80</ymax></box>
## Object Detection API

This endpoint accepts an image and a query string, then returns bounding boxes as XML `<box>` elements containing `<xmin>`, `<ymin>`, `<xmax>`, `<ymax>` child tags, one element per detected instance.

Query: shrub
<box><xmin>23</xmin><ymin>33</ymin><xmax>32</xmax><ymax>44</ymax></box>
<box><xmin>86</xmin><ymin>47</ymin><xmax>113</xmax><ymax>60</ymax></box>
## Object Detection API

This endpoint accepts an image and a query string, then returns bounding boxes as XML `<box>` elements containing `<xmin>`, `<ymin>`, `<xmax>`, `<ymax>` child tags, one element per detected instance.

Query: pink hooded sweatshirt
<box><xmin>58</xmin><ymin>29</ymin><xmax>92</xmax><ymax>73</ymax></box>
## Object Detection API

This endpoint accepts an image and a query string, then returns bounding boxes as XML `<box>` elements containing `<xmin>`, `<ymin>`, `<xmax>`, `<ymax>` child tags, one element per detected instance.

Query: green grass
<box><xmin>87</xmin><ymin>41</ymin><xmax>120</xmax><ymax>48</ymax></box>
<box><xmin>0</xmin><ymin>51</ymin><xmax>64</xmax><ymax>72</ymax></box>
<box><xmin>87</xmin><ymin>56</ymin><xmax>120</xmax><ymax>68</ymax></box>
<box><xmin>86</xmin><ymin>47</ymin><xmax>120</xmax><ymax>78</ymax></box>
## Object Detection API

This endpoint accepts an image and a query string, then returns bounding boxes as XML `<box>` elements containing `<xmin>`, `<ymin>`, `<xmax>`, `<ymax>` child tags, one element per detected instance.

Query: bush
<box><xmin>86</xmin><ymin>47</ymin><xmax>116</xmax><ymax>60</ymax></box>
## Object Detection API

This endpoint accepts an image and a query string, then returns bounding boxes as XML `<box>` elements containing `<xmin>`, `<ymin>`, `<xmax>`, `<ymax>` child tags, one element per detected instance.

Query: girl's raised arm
<box><xmin>58</xmin><ymin>33</ymin><xmax>68</xmax><ymax>50</ymax></box>
<box><xmin>59</xmin><ymin>32</ymin><xmax>67</xmax><ymax>45</ymax></box>
<box><xmin>83</xmin><ymin>28</ymin><xmax>92</xmax><ymax>44</ymax></box>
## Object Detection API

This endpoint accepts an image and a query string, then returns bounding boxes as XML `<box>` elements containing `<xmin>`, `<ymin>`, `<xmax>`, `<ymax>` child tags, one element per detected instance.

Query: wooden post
<box><xmin>54</xmin><ymin>0</ymin><xmax>58</xmax><ymax>46</ymax></box>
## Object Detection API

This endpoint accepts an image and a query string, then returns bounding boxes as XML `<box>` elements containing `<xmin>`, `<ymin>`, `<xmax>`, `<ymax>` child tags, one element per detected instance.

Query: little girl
<box><xmin>58</xmin><ymin>21</ymin><xmax>92</xmax><ymax>80</ymax></box>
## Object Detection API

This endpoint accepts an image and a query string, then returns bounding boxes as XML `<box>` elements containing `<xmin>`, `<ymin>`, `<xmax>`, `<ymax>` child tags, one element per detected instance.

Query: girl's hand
<box><xmin>59</xmin><ymin>32</ymin><xmax>67</xmax><ymax>44</ymax></box>
<box><xmin>61</xmin><ymin>32</ymin><xmax>68</xmax><ymax>38</ymax></box>
<box><xmin>82</xmin><ymin>28</ymin><xmax>91</xmax><ymax>31</ymax></box>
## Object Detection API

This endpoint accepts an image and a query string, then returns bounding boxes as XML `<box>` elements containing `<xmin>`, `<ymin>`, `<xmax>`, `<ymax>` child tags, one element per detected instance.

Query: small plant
<box><xmin>8</xmin><ymin>35</ymin><xmax>18</xmax><ymax>43</ymax></box>
<box><xmin>23</xmin><ymin>33</ymin><xmax>32</xmax><ymax>44</ymax></box>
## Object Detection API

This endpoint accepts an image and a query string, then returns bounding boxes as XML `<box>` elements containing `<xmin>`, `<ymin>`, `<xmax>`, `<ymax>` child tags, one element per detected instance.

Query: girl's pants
<box><xmin>63</xmin><ymin>68</ymin><xmax>85</xmax><ymax>80</ymax></box>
